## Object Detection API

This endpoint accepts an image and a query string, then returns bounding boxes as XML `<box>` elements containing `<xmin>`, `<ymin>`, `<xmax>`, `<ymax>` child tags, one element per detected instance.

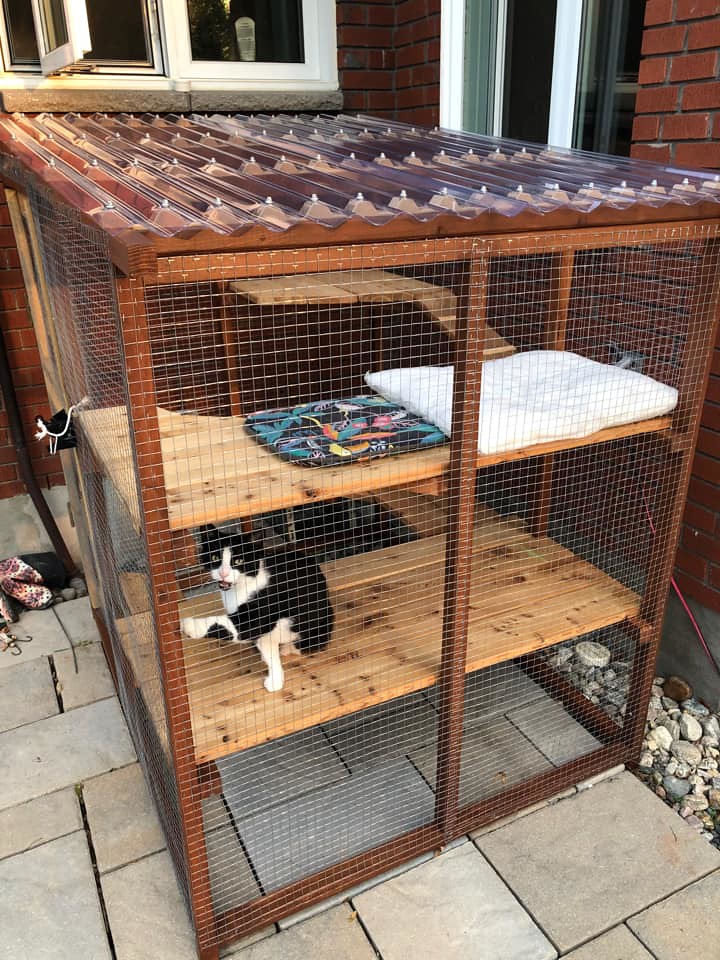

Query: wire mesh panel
<box><xmin>5</xmin><ymin>140</ymin><xmax>720</xmax><ymax>955</ymax></box>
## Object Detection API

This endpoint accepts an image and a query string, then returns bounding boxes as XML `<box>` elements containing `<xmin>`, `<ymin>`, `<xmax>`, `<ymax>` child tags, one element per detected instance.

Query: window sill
<box><xmin>0</xmin><ymin>86</ymin><xmax>342</xmax><ymax>114</ymax></box>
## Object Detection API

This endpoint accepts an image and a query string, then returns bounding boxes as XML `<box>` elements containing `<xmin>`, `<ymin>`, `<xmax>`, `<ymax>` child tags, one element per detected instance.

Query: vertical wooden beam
<box><xmin>116</xmin><ymin>275</ymin><xmax>219</xmax><ymax>957</ymax></box>
<box><xmin>434</xmin><ymin>248</ymin><xmax>489</xmax><ymax>836</ymax></box>
<box><xmin>528</xmin><ymin>247</ymin><xmax>575</xmax><ymax>538</ymax></box>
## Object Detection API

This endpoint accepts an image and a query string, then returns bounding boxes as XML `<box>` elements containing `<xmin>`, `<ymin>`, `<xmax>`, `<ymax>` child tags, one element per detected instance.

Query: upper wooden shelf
<box><xmin>117</xmin><ymin>506</ymin><xmax>640</xmax><ymax>763</ymax></box>
<box><xmin>79</xmin><ymin>405</ymin><xmax>672</xmax><ymax>532</ymax></box>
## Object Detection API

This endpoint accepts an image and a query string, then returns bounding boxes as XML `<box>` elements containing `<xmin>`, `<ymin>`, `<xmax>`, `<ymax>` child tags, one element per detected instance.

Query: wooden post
<box><xmin>434</xmin><ymin>248</ymin><xmax>489</xmax><ymax>836</ymax></box>
<box><xmin>116</xmin><ymin>274</ymin><xmax>220</xmax><ymax>958</ymax></box>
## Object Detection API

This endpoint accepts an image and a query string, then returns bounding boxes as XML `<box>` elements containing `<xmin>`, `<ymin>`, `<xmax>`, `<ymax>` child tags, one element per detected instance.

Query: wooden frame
<box><xmin>7</xmin><ymin>163</ymin><xmax>720</xmax><ymax>958</ymax></box>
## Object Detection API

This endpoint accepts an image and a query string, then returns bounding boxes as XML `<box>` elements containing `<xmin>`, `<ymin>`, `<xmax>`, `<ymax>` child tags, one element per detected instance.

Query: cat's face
<box><xmin>197</xmin><ymin>526</ymin><xmax>262</xmax><ymax>591</ymax></box>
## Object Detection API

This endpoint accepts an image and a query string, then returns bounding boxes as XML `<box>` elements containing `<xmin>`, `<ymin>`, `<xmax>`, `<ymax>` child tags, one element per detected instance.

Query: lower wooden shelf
<box><xmin>117</xmin><ymin>508</ymin><xmax>641</xmax><ymax>765</ymax></box>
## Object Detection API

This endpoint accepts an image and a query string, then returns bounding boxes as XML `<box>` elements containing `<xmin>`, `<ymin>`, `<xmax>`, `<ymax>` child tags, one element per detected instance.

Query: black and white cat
<box><xmin>181</xmin><ymin>525</ymin><xmax>334</xmax><ymax>692</ymax></box>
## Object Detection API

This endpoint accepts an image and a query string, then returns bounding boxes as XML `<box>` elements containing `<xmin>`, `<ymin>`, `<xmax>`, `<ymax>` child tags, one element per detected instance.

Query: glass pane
<box><xmin>83</xmin><ymin>0</ymin><xmax>150</xmax><ymax>62</ymax></box>
<box><xmin>573</xmin><ymin>0</ymin><xmax>643</xmax><ymax>156</ymax></box>
<box><xmin>186</xmin><ymin>0</ymin><xmax>304</xmax><ymax>63</ymax></box>
<box><xmin>462</xmin><ymin>0</ymin><xmax>499</xmax><ymax>134</ymax></box>
<box><xmin>502</xmin><ymin>0</ymin><xmax>557</xmax><ymax>142</ymax></box>
<box><xmin>40</xmin><ymin>0</ymin><xmax>68</xmax><ymax>52</ymax></box>
<box><xmin>3</xmin><ymin>0</ymin><xmax>40</xmax><ymax>63</ymax></box>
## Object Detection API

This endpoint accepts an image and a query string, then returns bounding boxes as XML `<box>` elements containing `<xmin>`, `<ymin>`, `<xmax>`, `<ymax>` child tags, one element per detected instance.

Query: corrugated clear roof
<box><xmin>1</xmin><ymin>111</ymin><xmax>719</xmax><ymax>241</ymax></box>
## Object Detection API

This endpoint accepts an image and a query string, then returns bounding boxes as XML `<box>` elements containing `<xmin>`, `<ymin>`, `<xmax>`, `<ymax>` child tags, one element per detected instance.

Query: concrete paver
<box><xmin>353</xmin><ymin>842</ymin><xmax>557</xmax><ymax>960</ymax></box>
<box><xmin>53</xmin><ymin>596</ymin><xmax>101</xmax><ymax>646</ymax></box>
<box><xmin>0</xmin><ymin>657</ymin><xmax>58</xmax><ymax>731</ymax></box>
<box><xmin>628</xmin><ymin>869</ymin><xmax>720</xmax><ymax>959</ymax></box>
<box><xmin>0</xmin><ymin>697</ymin><xmax>136</xmax><ymax>810</ymax></box>
<box><xmin>507</xmin><ymin>696</ymin><xmax>601</xmax><ymax>766</ymax></box>
<box><xmin>101</xmin><ymin>850</ymin><xmax>198</xmax><ymax>960</ymax></box>
<box><xmin>54</xmin><ymin>642</ymin><xmax>115</xmax><ymax>709</ymax></box>
<box><xmin>0</xmin><ymin>608</ymin><xmax>70</xmax><ymax>669</ymax></box>
<box><xmin>561</xmin><ymin>925</ymin><xmax>654</xmax><ymax>959</ymax></box>
<box><xmin>0</xmin><ymin>788</ymin><xmax>82</xmax><ymax>860</ymax></box>
<box><xmin>476</xmin><ymin>771</ymin><xmax>720</xmax><ymax>953</ymax></box>
<box><xmin>83</xmin><ymin>763</ymin><xmax>165</xmax><ymax>873</ymax></box>
<box><xmin>234</xmin><ymin>904</ymin><xmax>375</xmax><ymax>960</ymax></box>
<box><xmin>0</xmin><ymin>831</ymin><xmax>112</xmax><ymax>959</ymax></box>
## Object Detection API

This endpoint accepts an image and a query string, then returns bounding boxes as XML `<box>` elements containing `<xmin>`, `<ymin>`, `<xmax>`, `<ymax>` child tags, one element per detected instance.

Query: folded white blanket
<box><xmin>364</xmin><ymin>351</ymin><xmax>677</xmax><ymax>455</ymax></box>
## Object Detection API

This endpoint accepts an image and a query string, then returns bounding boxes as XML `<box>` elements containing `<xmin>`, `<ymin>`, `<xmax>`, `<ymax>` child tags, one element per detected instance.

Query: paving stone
<box><xmin>628</xmin><ymin>870</ymin><xmax>720</xmax><ymax>958</ymax></box>
<box><xmin>204</xmin><ymin>798</ymin><xmax>261</xmax><ymax>913</ymax></box>
<box><xmin>219</xmin><ymin>727</ymin><xmax>348</xmax><ymax>813</ymax></box>
<box><xmin>0</xmin><ymin>608</ymin><xmax>70</xmax><ymax>669</ymax></box>
<box><xmin>469</xmin><ymin>788</ymin><xmax>577</xmax><ymax>840</ymax></box>
<box><xmin>53</xmin><ymin>596</ymin><xmax>101</xmax><ymax>646</ymax></box>
<box><xmin>102</xmin><ymin>850</ymin><xmax>198</xmax><ymax>960</ymax></box>
<box><xmin>0</xmin><ymin>697</ymin><xmax>136</xmax><ymax>811</ymax></box>
<box><xmin>0</xmin><ymin>657</ymin><xmax>58</xmax><ymax>731</ymax></box>
<box><xmin>424</xmin><ymin>662</ymin><xmax>545</xmax><ymax>720</ymax></box>
<box><xmin>83</xmin><ymin>763</ymin><xmax>165</xmax><ymax>873</ymax></box>
<box><xmin>562</xmin><ymin>925</ymin><xmax>654</xmax><ymax>959</ymax></box>
<box><xmin>506</xmin><ymin>697</ymin><xmax>601</xmax><ymax>766</ymax></box>
<box><xmin>234</xmin><ymin>904</ymin><xmax>375</xmax><ymax>960</ymax></box>
<box><xmin>0</xmin><ymin>832</ymin><xmax>112</xmax><ymax>959</ymax></box>
<box><xmin>476</xmin><ymin>771</ymin><xmax>720</xmax><ymax>953</ymax></box>
<box><xmin>220</xmin><ymin>926</ymin><xmax>276</xmax><ymax>957</ymax></box>
<box><xmin>54</xmin><ymin>643</ymin><xmax>115</xmax><ymax>710</ymax></box>
<box><xmin>353</xmin><ymin>842</ymin><xmax>556</xmax><ymax>960</ymax></box>
<box><xmin>0</xmin><ymin>788</ymin><xmax>82</xmax><ymax>860</ymax></box>
<box><xmin>235</xmin><ymin>758</ymin><xmax>434</xmax><ymax>892</ymax></box>
<box><xmin>322</xmin><ymin>692</ymin><xmax>438</xmax><ymax>772</ymax></box>
<box><xmin>410</xmin><ymin>713</ymin><xmax>552</xmax><ymax>800</ymax></box>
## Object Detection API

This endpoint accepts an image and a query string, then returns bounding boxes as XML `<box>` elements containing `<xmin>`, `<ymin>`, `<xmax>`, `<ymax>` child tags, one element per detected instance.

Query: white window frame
<box><xmin>30</xmin><ymin>0</ymin><xmax>91</xmax><ymax>74</ymax></box>
<box><xmin>162</xmin><ymin>0</ymin><xmax>338</xmax><ymax>90</ymax></box>
<box><xmin>0</xmin><ymin>0</ymin><xmax>338</xmax><ymax>93</ymax></box>
<box><xmin>440</xmin><ymin>0</ymin><xmax>582</xmax><ymax>147</ymax></box>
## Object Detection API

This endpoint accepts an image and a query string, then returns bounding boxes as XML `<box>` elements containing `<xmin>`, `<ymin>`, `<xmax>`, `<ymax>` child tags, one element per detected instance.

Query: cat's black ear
<box><xmin>197</xmin><ymin>524</ymin><xmax>217</xmax><ymax>538</ymax></box>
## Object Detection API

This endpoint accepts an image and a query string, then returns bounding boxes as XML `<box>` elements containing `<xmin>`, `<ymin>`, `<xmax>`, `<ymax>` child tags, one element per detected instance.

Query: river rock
<box><xmin>682</xmin><ymin>698</ymin><xmax>710</xmax><ymax>718</ymax></box>
<box><xmin>663</xmin><ymin>676</ymin><xmax>692</xmax><ymax>702</ymax></box>
<box><xmin>661</xmin><ymin>718</ymin><xmax>681</xmax><ymax>741</ymax></box>
<box><xmin>663</xmin><ymin>776</ymin><xmax>691</xmax><ymax>798</ymax></box>
<box><xmin>662</xmin><ymin>697</ymin><xmax>679</xmax><ymax>710</ymax></box>
<box><xmin>680</xmin><ymin>713</ymin><xmax>703</xmax><ymax>742</ymax></box>
<box><xmin>703</xmin><ymin>716</ymin><xmax>720</xmax><ymax>739</ymax></box>
<box><xmin>652</xmin><ymin>726</ymin><xmax>674</xmax><ymax>752</ymax></box>
<box><xmin>709</xmin><ymin>789</ymin><xmax>720</xmax><ymax>808</ymax></box>
<box><xmin>683</xmin><ymin>794</ymin><xmax>709</xmax><ymax>811</ymax></box>
<box><xmin>574</xmin><ymin>641</ymin><xmax>611</xmax><ymax>669</ymax></box>
<box><xmin>638</xmin><ymin>751</ymin><xmax>654</xmax><ymax>772</ymax></box>
<box><xmin>671</xmin><ymin>741</ymin><xmax>702</xmax><ymax>766</ymax></box>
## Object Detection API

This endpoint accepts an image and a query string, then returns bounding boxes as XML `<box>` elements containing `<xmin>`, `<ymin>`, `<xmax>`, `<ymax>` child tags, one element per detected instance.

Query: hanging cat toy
<box><xmin>34</xmin><ymin>397</ymin><xmax>89</xmax><ymax>454</ymax></box>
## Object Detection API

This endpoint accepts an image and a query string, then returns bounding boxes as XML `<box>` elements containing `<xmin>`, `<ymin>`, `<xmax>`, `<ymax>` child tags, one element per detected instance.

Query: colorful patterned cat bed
<box><xmin>245</xmin><ymin>396</ymin><xmax>447</xmax><ymax>466</ymax></box>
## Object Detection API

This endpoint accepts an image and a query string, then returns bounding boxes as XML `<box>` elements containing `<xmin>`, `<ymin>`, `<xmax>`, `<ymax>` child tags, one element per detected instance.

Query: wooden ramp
<box><xmin>116</xmin><ymin>509</ymin><xmax>641</xmax><ymax>764</ymax></box>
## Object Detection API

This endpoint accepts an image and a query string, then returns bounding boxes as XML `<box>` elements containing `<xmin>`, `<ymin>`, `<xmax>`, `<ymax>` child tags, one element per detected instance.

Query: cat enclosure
<box><xmin>2</xmin><ymin>112</ymin><xmax>719</xmax><ymax>959</ymax></box>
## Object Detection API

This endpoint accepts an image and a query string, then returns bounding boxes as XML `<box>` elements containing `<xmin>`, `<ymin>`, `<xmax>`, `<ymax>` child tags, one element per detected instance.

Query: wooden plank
<box><xmin>372</xmin><ymin>488</ymin><xmax>448</xmax><ymax>538</ymax></box>
<box><xmin>78</xmin><ymin>404</ymin><xmax>674</xmax><ymax>532</ymax></box>
<box><xmin>114</xmin><ymin>510</ymin><xmax>640</xmax><ymax>763</ymax></box>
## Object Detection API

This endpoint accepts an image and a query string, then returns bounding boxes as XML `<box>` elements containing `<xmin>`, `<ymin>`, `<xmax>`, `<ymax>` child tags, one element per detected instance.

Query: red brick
<box><xmin>712</xmin><ymin>114</ymin><xmax>720</xmax><ymax>139</ymax></box>
<box><xmin>366</xmin><ymin>91</ymin><xmax>396</xmax><ymax>111</ymax></box>
<box><xmin>8</xmin><ymin>346</ymin><xmax>41</xmax><ymax>370</ymax></box>
<box><xmin>688</xmin><ymin>475</ymin><xmax>720</xmax><ymax>508</ymax></box>
<box><xmin>708</xmin><ymin>376</ymin><xmax>720</xmax><ymax>403</ymax></box>
<box><xmin>395</xmin><ymin>43</ymin><xmax>428</xmax><ymax>68</ymax></box>
<box><xmin>336</xmin><ymin>3</ymin><xmax>365</xmax><ymax>26</ymax></box>
<box><xmin>702</xmin><ymin>403</ymin><xmax>720</xmax><ymax>432</ymax></box>
<box><xmin>638</xmin><ymin>57</ymin><xmax>669</xmax><ymax>85</ymax></box>
<box><xmin>0</xmin><ymin>308</ymin><xmax>32</xmax><ymax>330</ymax></box>
<box><xmin>645</xmin><ymin>0</ymin><xmax>674</xmax><ymax>24</ymax></box>
<box><xmin>674</xmin><ymin>572</ymin><xmax>720</xmax><ymax>612</ymax></box>
<box><xmin>0</xmin><ymin>480</ymin><xmax>26</xmax><ymax>498</ymax></box>
<box><xmin>396</xmin><ymin>0</ymin><xmax>429</xmax><ymax>24</ymax></box>
<box><xmin>669</xmin><ymin>51</ymin><xmax>719</xmax><ymax>82</ymax></box>
<box><xmin>683</xmin><ymin>500</ymin><xmax>717</xmax><ymax>532</ymax></box>
<box><xmin>710</xmin><ymin>564</ymin><xmax>720</xmax><ymax>590</ymax></box>
<box><xmin>675</xmin><ymin>547</ymin><xmax>708</xmax><ymax>580</ymax></box>
<box><xmin>410</xmin><ymin>63</ymin><xmax>439</xmax><ymax>87</ymax></box>
<box><xmin>396</xmin><ymin>85</ymin><xmax>435</xmax><ymax>110</ymax></box>
<box><xmin>675</xmin><ymin>141</ymin><xmax>720</xmax><ymax>168</ymax></box>
<box><xmin>630</xmin><ymin>143</ymin><xmax>673</xmax><ymax>163</ymax></box>
<box><xmin>337</xmin><ymin>25</ymin><xmax>392</xmax><ymax>47</ymax></box>
<box><xmin>635</xmin><ymin>85</ymin><xmax>679</xmax><ymax>113</ymax></box>
<box><xmin>342</xmin><ymin>69</ymin><xmax>393</xmax><ymax>90</ymax></box>
<box><xmin>676</xmin><ymin>0</ymin><xmax>720</xmax><ymax>19</ymax></box>
<box><xmin>641</xmin><ymin>25</ymin><xmax>686</xmax><ymax>55</ymax></box>
<box><xmin>687</xmin><ymin>19</ymin><xmax>720</xmax><ymax>49</ymax></box>
<box><xmin>632</xmin><ymin>115</ymin><xmax>661</xmax><ymax>141</ymax></box>
<box><xmin>682</xmin><ymin>81</ymin><xmax>720</xmax><ymax>110</ymax></box>
<box><xmin>683</xmin><ymin>525</ymin><xmax>720</xmax><ymax>562</ymax></box>
<box><xmin>0</xmin><ymin>268</ymin><xmax>23</xmax><ymax>289</ymax></box>
<box><xmin>692</xmin><ymin>451</ymin><xmax>720</xmax><ymax>486</ymax></box>
<box><xmin>663</xmin><ymin>112</ymin><xmax>711</xmax><ymax>139</ymax></box>
<box><xmin>697</xmin><ymin>426</ymin><xmax>720</xmax><ymax>457</ymax></box>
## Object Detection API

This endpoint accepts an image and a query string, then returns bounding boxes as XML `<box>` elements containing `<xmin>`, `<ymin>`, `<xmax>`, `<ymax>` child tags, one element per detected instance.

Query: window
<box><xmin>0</xmin><ymin>0</ymin><xmax>337</xmax><ymax>91</ymax></box>
<box><xmin>442</xmin><ymin>0</ymin><xmax>643</xmax><ymax>156</ymax></box>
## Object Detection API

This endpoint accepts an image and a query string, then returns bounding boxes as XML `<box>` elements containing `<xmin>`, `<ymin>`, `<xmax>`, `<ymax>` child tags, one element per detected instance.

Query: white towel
<box><xmin>364</xmin><ymin>351</ymin><xmax>677</xmax><ymax>455</ymax></box>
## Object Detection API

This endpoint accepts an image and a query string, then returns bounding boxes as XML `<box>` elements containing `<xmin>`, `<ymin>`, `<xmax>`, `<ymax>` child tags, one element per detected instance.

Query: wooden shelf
<box><xmin>116</xmin><ymin>507</ymin><xmax>640</xmax><ymax>764</ymax></box>
<box><xmin>80</xmin><ymin>405</ymin><xmax>672</xmax><ymax>533</ymax></box>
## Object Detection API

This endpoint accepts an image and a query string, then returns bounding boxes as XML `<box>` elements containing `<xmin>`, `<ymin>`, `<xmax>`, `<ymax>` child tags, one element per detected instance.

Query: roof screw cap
<box><xmin>160</xmin><ymin>198</ymin><xmax>170</xmax><ymax>208</ymax></box>
<box><xmin>356</xmin><ymin>192</ymin><xmax>364</xmax><ymax>200</ymax></box>
<box><xmin>682</xmin><ymin>177</ymin><xmax>690</xmax><ymax>184</ymax></box>
<box><xmin>400</xmin><ymin>189</ymin><xmax>407</xmax><ymax>198</ymax></box>
<box><xmin>650</xmin><ymin>178</ymin><xmax>658</xmax><ymax>187</ymax></box>
<box><xmin>265</xmin><ymin>196</ymin><xmax>273</xmax><ymax>204</ymax></box>
<box><xmin>310</xmin><ymin>193</ymin><xmax>319</xmax><ymax>202</ymax></box>
<box><xmin>104</xmin><ymin>199</ymin><xmax>115</xmax><ymax>209</ymax></box>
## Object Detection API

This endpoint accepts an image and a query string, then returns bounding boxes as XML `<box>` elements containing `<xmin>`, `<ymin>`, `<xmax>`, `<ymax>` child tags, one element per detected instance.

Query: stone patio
<box><xmin>2</xmin><ymin>596</ymin><xmax>720</xmax><ymax>959</ymax></box>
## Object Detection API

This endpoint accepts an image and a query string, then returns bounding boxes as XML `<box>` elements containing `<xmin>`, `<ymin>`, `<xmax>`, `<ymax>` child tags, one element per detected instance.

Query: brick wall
<box><xmin>0</xmin><ymin>188</ymin><xmax>60</xmax><ymax>499</ymax></box>
<box><xmin>336</xmin><ymin>0</ymin><xmax>441</xmax><ymax>123</ymax></box>
<box><xmin>632</xmin><ymin>0</ymin><xmax>720</xmax><ymax>613</ymax></box>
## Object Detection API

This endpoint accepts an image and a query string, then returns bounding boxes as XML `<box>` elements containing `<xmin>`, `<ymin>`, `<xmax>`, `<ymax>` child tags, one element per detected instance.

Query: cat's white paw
<box><xmin>263</xmin><ymin>674</ymin><xmax>284</xmax><ymax>693</ymax></box>
<box><xmin>181</xmin><ymin>617</ymin><xmax>205</xmax><ymax>639</ymax></box>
